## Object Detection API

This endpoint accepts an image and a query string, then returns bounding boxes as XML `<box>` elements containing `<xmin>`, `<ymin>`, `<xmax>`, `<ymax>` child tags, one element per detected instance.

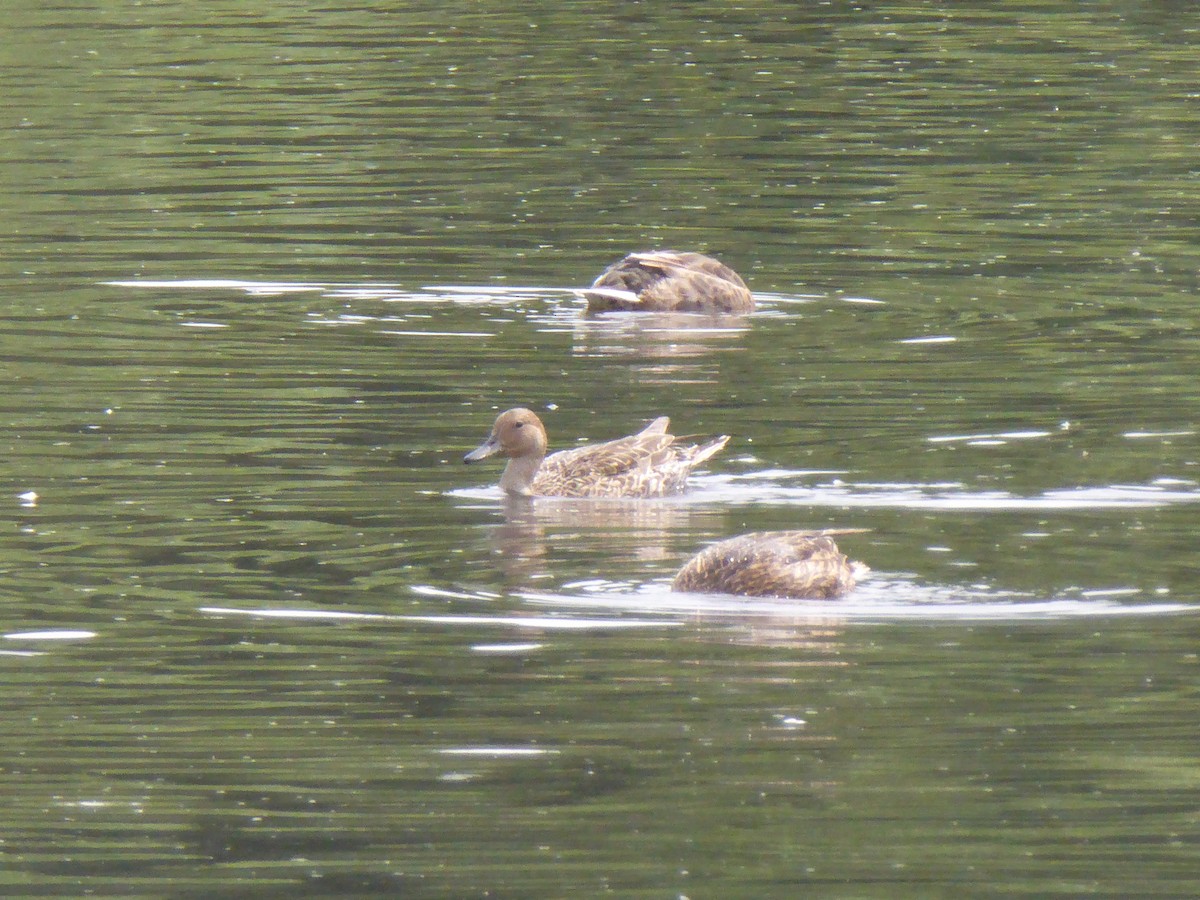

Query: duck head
<box><xmin>464</xmin><ymin>408</ymin><xmax>548</xmax><ymax>464</ymax></box>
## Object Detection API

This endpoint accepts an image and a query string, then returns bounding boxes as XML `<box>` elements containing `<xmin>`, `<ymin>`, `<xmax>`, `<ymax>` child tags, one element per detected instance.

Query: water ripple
<box><xmin>690</xmin><ymin>472</ymin><xmax>1200</xmax><ymax>510</ymax></box>
<box><xmin>519</xmin><ymin>578</ymin><xmax>1198</xmax><ymax>623</ymax></box>
<box><xmin>199</xmin><ymin>605</ymin><xmax>681</xmax><ymax>631</ymax></box>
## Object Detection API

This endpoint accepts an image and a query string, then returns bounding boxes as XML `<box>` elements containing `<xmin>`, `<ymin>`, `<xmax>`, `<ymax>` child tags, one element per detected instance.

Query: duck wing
<box><xmin>674</xmin><ymin>530</ymin><xmax>865</xmax><ymax>599</ymax></box>
<box><xmin>627</xmin><ymin>252</ymin><xmax>753</xmax><ymax>313</ymax></box>
<box><xmin>626</xmin><ymin>251</ymin><xmax>748</xmax><ymax>289</ymax></box>
<box><xmin>585</xmin><ymin>251</ymin><xmax>752</xmax><ymax>312</ymax></box>
<box><xmin>539</xmin><ymin>430</ymin><xmax>676</xmax><ymax>482</ymax></box>
<box><xmin>528</xmin><ymin>416</ymin><xmax>726</xmax><ymax>497</ymax></box>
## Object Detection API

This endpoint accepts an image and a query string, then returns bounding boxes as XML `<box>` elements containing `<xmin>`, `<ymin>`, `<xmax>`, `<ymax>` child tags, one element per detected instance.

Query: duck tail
<box><xmin>639</xmin><ymin>416</ymin><xmax>671</xmax><ymax>436</ymax></box>
<box><xmin>690</xmin><ymin>434</ymin><xmax>730</xmax><ymax>466</ymax></box>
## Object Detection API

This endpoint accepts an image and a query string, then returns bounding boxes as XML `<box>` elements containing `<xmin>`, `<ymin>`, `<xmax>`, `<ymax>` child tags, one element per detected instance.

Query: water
<box><xmin>3</xmin><ymin>1</ymin><xmax>1200</xmax><ymax>895</ymax></box>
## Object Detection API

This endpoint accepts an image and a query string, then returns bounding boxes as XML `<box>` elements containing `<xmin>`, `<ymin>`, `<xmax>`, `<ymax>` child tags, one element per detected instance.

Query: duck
<box><xmin>580</xmin><ymin>250</ymin><xmax>754</xmax><ymax>314</ymax></box>
<box><xmin>672</xmin><ymin>530</ymin><xmax>869</xmax><ymax>599</ymax></box>
<box><xmin>464</xmin><ymin>407</ymin><xmax>729</xmax><ymax>498</ymax></box>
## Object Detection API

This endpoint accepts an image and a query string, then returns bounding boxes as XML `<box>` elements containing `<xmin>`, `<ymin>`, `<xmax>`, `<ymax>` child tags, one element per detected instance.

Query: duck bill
<box><xmin>463</xmin><ymin>436</ymin><xmax>499</xmax><ymax>463</ymax></box>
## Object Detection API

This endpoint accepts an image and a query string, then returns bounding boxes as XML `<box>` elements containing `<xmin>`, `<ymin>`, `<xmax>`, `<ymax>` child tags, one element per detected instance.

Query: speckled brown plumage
<box><xmin>582</xmin><ymin>250</ymin><xmax>754</xmax><ymax>314</ymax></box>
<box><xmin>464</xmin><ymin>407</ymin><xmax>729</xmax><ymax>498</ymax></box>
<box><xmin>672</xmin><ymin>530</ymin><xmax>868</xmax><ymax>599</ymax></box>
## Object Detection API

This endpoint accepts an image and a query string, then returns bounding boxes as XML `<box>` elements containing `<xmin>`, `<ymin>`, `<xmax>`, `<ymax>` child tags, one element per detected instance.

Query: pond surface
<box><xmin>3</xmin><ymin>1</ymin><xmax>1200</xmax><ymax>896</ymax></box>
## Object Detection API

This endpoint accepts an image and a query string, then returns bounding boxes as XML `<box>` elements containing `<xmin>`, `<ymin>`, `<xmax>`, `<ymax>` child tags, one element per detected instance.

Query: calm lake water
<box><xmin>3</xmin><ymin>1</ymin><xmax>1200</xmax><ymax>896</ymax></box>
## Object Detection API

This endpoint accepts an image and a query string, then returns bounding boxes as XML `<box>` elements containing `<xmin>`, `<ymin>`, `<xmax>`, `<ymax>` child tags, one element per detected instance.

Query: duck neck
<box><xmin>499</xmin><ymin>454</ymin><xmax>543</xmax><ymax>496</ymax></box>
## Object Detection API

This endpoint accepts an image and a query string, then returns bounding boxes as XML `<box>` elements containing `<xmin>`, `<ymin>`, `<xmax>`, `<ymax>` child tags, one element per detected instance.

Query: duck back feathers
<box><xmin>672</xmin><ymin>530</ymin><xmax>868</xmax><ymax>599</ymax></box>
<box><xmin>584</xmin><ymin>250</ymin><xmax>754</xmax><ymax>314</ymax></box>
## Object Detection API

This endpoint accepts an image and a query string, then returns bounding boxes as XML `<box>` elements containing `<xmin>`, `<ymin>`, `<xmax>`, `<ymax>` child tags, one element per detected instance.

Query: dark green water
<box><xmin>3</xmin><ymin>2</ymin><xmax>1200</xmax><ymax>896</ymax></box>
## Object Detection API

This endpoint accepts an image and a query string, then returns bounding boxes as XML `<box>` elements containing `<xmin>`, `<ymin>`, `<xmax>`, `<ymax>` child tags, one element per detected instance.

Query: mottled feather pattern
<box><xmin>465</xmin><ymin>408</ymin><xmax>728</xmax><ymax>499</ymax></box>
<box><xmin>542</xmin><ymin>432</ymin><xmax>674</xmax><ymax>480</ymax></box>
<box><xmin>672</xmin><ymin>530</ymin><xmax>867</xmax><ymax>599</ymax></box>
<box><xmin>534</xmin><ymin>432</ymin><xmax>728</xmax><ymax>498</ymax></box>
<box><xmin>584</xmin><ymin>250</ymin><xmax>754</xmax><ymax>314</ymax></box>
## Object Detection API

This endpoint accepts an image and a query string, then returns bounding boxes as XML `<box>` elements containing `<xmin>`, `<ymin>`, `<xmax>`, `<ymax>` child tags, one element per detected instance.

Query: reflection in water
<box><xmin>566</xmin><ymin>311</ymin><xmax>752</xmax><ymax>384</ymax></box>
<box><xmin>483</xmin><ymin>494</ymin><xmax>704</xmax><ymax>588</ymax></box>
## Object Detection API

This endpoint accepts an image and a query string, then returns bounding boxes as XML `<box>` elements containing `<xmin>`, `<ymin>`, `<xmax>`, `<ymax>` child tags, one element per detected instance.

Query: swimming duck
<box><xmin>464</xmin><ymin>408</ymin><xmax>729</xmax><ymax>498</ymax></box>
<box><xmin>581</xmin><ymin>250</ymin><xmax>754</xmax><ymax>314</ymax></box>
<box><xmin>672</xmin><ymin>530</ymin><xmax>868</xmax><ymax>599</ymax></box>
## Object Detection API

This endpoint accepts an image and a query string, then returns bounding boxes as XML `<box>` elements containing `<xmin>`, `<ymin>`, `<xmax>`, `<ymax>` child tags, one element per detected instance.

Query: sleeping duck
<box><xmin>672</xmin><ymin>530</ymin><xmax>869</xmax><ymax>599</ymax></box>
<box><xmin>581</xmin><ymin>250</ymin><xmax>754</xmax><ymax>314</ymax></box>
<box><xmin>464</xmin><ymin>407</ymin><xmax>728</xmax><ymax>498</ymax></box>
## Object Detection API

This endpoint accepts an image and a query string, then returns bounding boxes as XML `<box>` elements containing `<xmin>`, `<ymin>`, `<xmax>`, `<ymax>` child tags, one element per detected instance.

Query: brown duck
<box><xmin>672</xmin><ymin>530</ymin><xmax>869</xmax><ymax>599</ymax></box>
<box><xmin>464</xmin><ymin>408</ymin><xmax>729</xmax><ymax>498</ymax></box>
<box><xmin>581</xmin><ymin>250</ymin><xmax>754</xmax><ymax>314</ymax></box>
